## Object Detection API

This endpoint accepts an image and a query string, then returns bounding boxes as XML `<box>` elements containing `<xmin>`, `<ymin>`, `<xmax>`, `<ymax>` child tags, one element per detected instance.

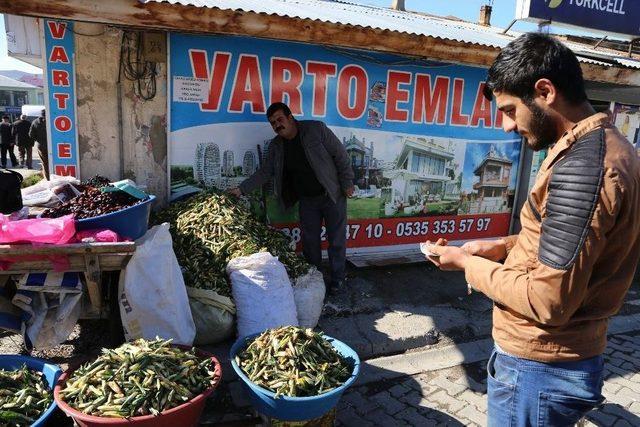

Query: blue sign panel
<box><xmin>44</xmin><ymin>19</ymin><xmax>79</xmax><ymax>177</ymax></box>
<box><xmin>520</xmin><ymin>0</ymin><xmax>638</xmax><ymax>38</ymax></box>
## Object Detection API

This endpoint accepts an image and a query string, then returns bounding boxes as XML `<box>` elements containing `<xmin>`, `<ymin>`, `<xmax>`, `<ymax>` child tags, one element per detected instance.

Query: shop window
<box><xmin>0</xmin><ymin>90</ymin><xmax>10</xmax><ymax>106</ymax></box>
<box><xmin>13</xmin><ymin>91</ymin><xmax>28</xmax><ymax>106</ymax></box>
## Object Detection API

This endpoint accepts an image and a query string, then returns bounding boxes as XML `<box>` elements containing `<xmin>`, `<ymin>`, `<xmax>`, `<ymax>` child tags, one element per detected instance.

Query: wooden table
<box><xmin>0</xmin><ymin>242</ymin><xmax>136</xmax><ymax>317</ymax></box>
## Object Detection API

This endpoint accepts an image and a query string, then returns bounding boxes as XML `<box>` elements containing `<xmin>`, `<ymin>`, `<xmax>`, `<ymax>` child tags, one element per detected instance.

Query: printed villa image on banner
<box><xmin>169</xmin><ymin>33</ymin><xmax>521</xmax><ymax>251</ymax></box>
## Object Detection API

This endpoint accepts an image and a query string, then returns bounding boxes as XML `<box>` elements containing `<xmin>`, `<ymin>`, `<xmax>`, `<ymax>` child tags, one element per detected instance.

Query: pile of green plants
<box><xmin>152</xmin><ymin>191</ymin><xmax>309</xmax><ymax>296</ymax></box>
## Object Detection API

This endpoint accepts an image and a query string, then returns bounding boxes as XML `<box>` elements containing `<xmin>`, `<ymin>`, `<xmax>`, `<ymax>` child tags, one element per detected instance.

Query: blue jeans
<box><xmin>487</xmin><ymin>347</ymin><xmax>604</xmax><ymax>427</ymax></box>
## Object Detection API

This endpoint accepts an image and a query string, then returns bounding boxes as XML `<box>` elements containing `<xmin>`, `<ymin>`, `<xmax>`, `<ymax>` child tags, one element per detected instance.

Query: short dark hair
<box><xmin>484</xmin><ymin>33</ymin><xmax>586</xmax><ymax>105</ymax></box>
<box><xmin>41</xmin><ymin>109</ymin><xmax>46</xmax><ymax>117</ymax></box>
<box><xmin>266</xmin><ymin>102</ymin><xmax>292</xmax><ymax>119</ymax></box>
<box><xmin>1</xmin><ymin>115</ymin><xmax>9</xmax><ymax>120</ymax></box>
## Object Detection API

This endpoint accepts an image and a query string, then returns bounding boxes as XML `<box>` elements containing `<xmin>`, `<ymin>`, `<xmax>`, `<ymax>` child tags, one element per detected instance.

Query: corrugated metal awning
<box><xmin>140</xmin><ymin>0</ymin><xmax>515</xmax><ymax>48</ymax></box>
<box><xmin>141</xmin><ymin>0</ymin><xmax>640</xmax><ymax>69</ymax></box>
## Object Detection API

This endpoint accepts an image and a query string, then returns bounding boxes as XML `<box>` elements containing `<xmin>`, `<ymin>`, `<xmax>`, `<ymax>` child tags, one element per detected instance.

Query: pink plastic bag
<box><xmin>75</xmin><ymin>229</ymin><xmax>122</xmax><ymax>243</ymax></box>
<box><xmin>0</xmin><ymin>214</ymin><xmax>76</xmax><ymax>244</ymax></box>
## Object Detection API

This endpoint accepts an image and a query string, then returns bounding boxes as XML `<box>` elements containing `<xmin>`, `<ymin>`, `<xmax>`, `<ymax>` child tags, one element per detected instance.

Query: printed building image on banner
<box><xmin>611</xmin><ymin>103</ymin><xmax>640</xmax><ymax>156</ymax></box>
<box><xmin>169</xmin><ymin>33</ymin><xmax>521</xmax><ymax>251</ymax></box>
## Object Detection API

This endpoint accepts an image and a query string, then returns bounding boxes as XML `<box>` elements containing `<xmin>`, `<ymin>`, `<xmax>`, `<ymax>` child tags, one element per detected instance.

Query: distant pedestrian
<box><xmin>12</xmin><ymin>114</ymin><xmax>33</xmax><ymax>169</ymax></box>
<box><xmin>0</xmin><ymin>115</ymin><xmax>18</xmax><ymax>168</ymax></box>
<box><xmin>29</xmin><ymin>109</ymin><xmax>49</xmax><ymax>179</ymax></box>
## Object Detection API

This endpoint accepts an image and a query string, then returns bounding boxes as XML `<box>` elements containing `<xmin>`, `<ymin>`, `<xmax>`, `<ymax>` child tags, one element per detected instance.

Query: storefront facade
<box><xmin>3</xmin><ymin>0</ymin><xmax>639</xmax><ymax>254</ymax></box>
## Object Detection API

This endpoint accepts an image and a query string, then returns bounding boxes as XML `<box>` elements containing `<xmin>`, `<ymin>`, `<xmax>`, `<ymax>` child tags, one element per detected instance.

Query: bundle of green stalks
<box><xmin>236</xmin><ymin>326</ymin><xmax>352</xmax><ymax>398</ymax></box>
<box><xmin>59</xmin><ymin>338</ymin><xmax>218</xmax><ymax>418</ymax></box>
<box><xmin>152</xmin><ymin>190</ymin><xmax>310</xmax><ymax>296</ymax></box>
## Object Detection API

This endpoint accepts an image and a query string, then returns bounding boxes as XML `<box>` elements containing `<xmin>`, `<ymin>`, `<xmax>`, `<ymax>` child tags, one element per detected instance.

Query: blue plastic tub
<box><xmin>230</xmin><ymin>333</ymin><xmax>360</xmax><ymax>421</ymax></box>
<box><xmin>76</xmin><ymin>195</ymin><xmax>155</xmax><ymax>240</ymax></box>
<box><xmin>0</xmin><ymin>354</ymin><xmax>62</xmax><ymax>427</ymax></box>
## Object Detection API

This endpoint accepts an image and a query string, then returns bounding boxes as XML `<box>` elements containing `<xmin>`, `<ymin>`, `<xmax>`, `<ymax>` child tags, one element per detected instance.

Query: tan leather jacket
<box><xmin>466</xmin><ymin>113</ymin><xmax>640</xmax><ymax>362</ymax></box>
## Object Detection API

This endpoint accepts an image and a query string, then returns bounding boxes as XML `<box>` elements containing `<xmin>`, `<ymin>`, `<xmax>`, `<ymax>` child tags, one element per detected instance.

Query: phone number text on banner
<box><xmin>279</xmin><ymin>213</ymin><xmax>510</xmax><ymax>249</ymax></box>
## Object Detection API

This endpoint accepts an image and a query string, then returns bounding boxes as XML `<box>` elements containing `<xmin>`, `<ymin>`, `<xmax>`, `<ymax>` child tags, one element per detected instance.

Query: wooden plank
<box><xmin>0</xmin><ymin>254</ymin><xmax>131</xmax><ymax>273</ymax></box>
<box><xmin>0</xmin><ymin>0</ymin><xmax>638</xmax><ymax>86</ymax></box>
<box><xmin>84</xmin><ymin>254</ymin><xmax>102</xmax><ymax>311</ymax></box>
<box><xmin>0</xmin><ymin>242</ymin><xmax>136</xmax><ymax>256</ymax></box>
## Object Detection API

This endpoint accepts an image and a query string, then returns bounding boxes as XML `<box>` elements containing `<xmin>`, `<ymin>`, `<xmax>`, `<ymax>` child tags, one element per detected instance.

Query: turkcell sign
<box><xmin>516</xmin><ymin>0</ymin><xmax>638</xmax><ymax>38</ymax></box>
<box><xmin>44</xmin><ymin>19</ymin><xmax>79</xmax><ymax>177</ymax></box>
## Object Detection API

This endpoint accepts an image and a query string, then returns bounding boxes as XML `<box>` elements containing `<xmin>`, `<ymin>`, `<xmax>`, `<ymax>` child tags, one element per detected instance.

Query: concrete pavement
<box><xmin>335</xmin><ymin>318</ymin><xmax>640</xmax><ymax>426</ymax></box>
<box><xmin>202</xmin><ymin>319</ymin><xmax>640</xmax><ymax>426</ymax></box>
<box><xmin>317</xmin><ymin>265</ymin><xmax>494</xmax><ymax>360</ymax></box>
<box><xmin>200</xmin><ymin>265</ymin><xmax>640</xmax><ymax>426</ymax></box>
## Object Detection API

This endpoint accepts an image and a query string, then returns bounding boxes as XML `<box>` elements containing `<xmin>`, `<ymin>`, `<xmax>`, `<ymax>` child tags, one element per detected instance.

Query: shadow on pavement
<box><xmin>585</xmin><ymin>403</ymin><xmax>640</xmax><ymax>427</ymax></box>
<box><xmin>335</xmin><ymin>355</ymin><xmax>492</xmax><ymax>426</ymax></box>
<box><xmin>319</xmin><ymin>261</ymin><xmax>491</xmax><ymax>425</ymax></box>
<box><xmin>323</xmin><ymin>259</ymin><xmax>493</xmax><ymax>368</ymax></box>
<box><xmin>321</xmin><ymin>259</ymin><xmax>640</xmax><ymax>425</ymax></box>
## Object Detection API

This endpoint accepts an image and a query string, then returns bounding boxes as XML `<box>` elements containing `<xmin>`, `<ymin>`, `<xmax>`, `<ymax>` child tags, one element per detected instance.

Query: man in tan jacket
<box><xmin>427</xmin><ymin>33</ymin><xmax>640</xmax><ymax>426</ymax></box>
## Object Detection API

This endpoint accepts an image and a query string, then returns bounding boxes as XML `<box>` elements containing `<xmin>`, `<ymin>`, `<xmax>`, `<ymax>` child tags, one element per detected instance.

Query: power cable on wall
<box><xmin>119</xmin><ymin>31</ymin><xmax>157</xmax><ymax>101</ymax></box>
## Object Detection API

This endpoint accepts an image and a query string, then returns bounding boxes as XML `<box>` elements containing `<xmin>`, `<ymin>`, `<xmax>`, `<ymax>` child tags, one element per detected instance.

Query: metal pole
<box><xmin>117</xmin><ymin>32</ymin><xmax>125</xmax><ymax>180</ymax></box>
<box><xmin>628</xmin><ymin>38</ymin><xmax>639</xmax><ymax>58</ymax></box>
<box><xmin>501</xmin><ymin>19</ymin><xmax>518</xmax><ymax>35</ymax></box>
<box><xmin>593</xmin><ymin>36</ymin><xmax>608</xmax><ymax>50</ymax></box>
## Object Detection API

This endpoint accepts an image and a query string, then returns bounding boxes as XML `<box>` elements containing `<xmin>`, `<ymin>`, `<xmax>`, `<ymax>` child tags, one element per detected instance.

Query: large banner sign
<box><xmin>43</xmin><ymin>19</ymin><xmax>79</xmax><ymax>177</ymax></box>
<box><xmin>169</xmin><ymin>33</ymin><xmax>521</xmax><ymax>252</ymax></box>
<box><xmin>516</xmin><ymin>0</ymin><xmax>638</xmax><ymax>38</ymax></box>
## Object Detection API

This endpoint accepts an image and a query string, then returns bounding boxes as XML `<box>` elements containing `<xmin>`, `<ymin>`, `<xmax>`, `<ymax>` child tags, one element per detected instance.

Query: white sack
<box><xmin>227</xmin><ymin>252</ymin><xmax>298</xmax><ymax>338</ymax></box>
<box><xmin>119</xmin><ymin>223</ymin><xmax>195</xmax><ymax>345</ymax></box>
<box><xmin>292</xmin><ymin>267</ymin><xmax>325</xmax><ymax>328</ymax></box>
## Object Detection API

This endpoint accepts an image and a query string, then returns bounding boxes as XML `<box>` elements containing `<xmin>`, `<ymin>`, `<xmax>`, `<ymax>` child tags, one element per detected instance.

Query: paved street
<box><xmin>201</xmin><ymin>267</ymin><xmax>640</xmax><ymax>426</ymax></box>
<box><xmin>3</xmin><ymin>251</ymin><xmax>639</xmax><ymax>426</ymax></box>
<box><xmin>204</xmin><ymin>327</ymin><xmax>640</xmax><ymax>426</ymax></box>
<box><xmin>335</xmin><ymin>330</ymin><xmax>640</xmax><ymax>426</ymax></box>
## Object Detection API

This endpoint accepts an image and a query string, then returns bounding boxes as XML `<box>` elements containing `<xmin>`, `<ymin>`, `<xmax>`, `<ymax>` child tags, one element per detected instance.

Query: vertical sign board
<box><xmin>516</xmin><ymin>0</ymin><xmax>639</xmax><ymax>38</ymax></box>
<box><xmin>43</xmin><ymin>20</ymin><xmax>79</xmax><ymax>177</ymax></box>
<box><xmin>169</xmin><ymin>34</ymin><xmax>522</xmax><ymax>253</ymax></box>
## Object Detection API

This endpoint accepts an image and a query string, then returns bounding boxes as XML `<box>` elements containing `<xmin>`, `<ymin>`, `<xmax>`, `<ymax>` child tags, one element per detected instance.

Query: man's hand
<box><xmin>344</xmin><ymin>186</ymin><xmax>355</xmax><ymax>198</ymax></box>
<box><xmin>425</xmin><ymin>239</ymin><xmax>471</xmax><ymax>271</ymax></box>
<box><xmin>227</xmin><ymin>187</ymin><xmax>242</xmax><ymax>197</ymax></box>
<box><xmin>460</xmin><ymin>239</ymin><xmax>507</xmax><ymax>262</ymax></box>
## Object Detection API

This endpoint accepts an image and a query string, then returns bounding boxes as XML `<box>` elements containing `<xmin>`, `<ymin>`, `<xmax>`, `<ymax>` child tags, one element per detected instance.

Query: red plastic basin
<box><xmin>53</xmin><ymin>348</ymin><xmax>221</xmax><ymax>427</ymax></box>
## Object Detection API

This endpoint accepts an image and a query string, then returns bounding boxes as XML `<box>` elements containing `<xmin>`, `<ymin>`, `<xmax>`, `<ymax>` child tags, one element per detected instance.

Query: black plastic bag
<box><xmin>0</xmin><ymin>168</ymin><xmax>23</xmax><ymax>214</ymax></box>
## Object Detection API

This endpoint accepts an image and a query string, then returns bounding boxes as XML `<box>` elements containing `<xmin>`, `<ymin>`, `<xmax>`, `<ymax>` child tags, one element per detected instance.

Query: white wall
<box><xmin>75</xmin><ymin>25</ymin><xmax>168</xmax><ymax>205</ymax></box>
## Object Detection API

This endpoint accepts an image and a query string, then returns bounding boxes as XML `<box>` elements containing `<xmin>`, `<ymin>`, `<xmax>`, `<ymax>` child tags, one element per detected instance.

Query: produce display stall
<box><xmin>1</xmin><ymin>184</ymin><xmax>351</xmax><ymax>424</ymax></box>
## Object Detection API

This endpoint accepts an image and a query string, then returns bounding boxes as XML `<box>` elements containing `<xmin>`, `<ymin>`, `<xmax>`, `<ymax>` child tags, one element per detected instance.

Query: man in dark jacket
<box><xmin>0</xmin><ymin>115</ymin><xmax>18</xmax><ymax>168</ymax></box>
<box><xmin>229</xmin><ymin>102</ymin><xmax>355</xmax><ymax>293</ymax></box>
<box><xmin>12</xmin><ymin>114</ymin><xmax>33</xmax><ymax>168</ymax></box>
<box><xmin>29</xmin><ymin>109</ymin><xmax>49</xmax><ymax>179</ymax></box>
